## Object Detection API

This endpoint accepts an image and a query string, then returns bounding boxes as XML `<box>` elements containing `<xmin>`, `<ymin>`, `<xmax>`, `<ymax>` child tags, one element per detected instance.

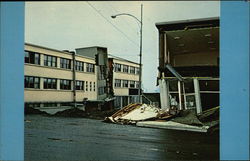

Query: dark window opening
<box><xmin>75</xmin><ymin>61</ymin><xmax>84</xmax><ymax>71</ymax></box>
<box><xmin>86</xmin><ymin>63</ymin><xmax>95</xmax><ymax>73</ymax></box>
<box><xmin>44</xmin><ymin>78</ymin><xmax>57</xmax><ymax>89</ymax></box>
<box><xmin>44</xmin><ymin>55</ymin><xmax>57</xmax><ymax>67</ymax></box>
<box><xmin>60</xmin><ymin>58</ymin><xmax>71</xmax><ymax>69</ymax></box>
<box><xmin>25</xmin><ymin>76</ymin><xmax>40</xmax><ymax>89</ymax></box>
<box><xmin>76</xmin><ymin>80</ymin><xmax>84</xmax><ymax>90</ymax></box>
<box><xmin>24</xmin><ymin>51</ymin><xmax>40</xmax><ymax>65</ymax></box>
<box><xmin>60</xmin><ymin>79</ymin><xmax>71</xmax><ymax>90</ymax></box>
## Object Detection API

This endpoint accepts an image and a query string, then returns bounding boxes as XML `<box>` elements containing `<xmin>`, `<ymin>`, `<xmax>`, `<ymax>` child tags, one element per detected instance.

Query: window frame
<box><xmin>24</xmin><ymin>50</ymin><xmax>40</xmax><ymax>65</ymax></box>
<box><xmin>44</xmin><ymin>78</ymin><xmax>57</xmax><ymax>89</ymax></box>
<box><xmin>60</xmin><ymin>58</ymin><xmax>71</xmax><ymax>69</ymax></box>
<box><xmin>44</xmin><ymin>54</ymin><xmax>57</xmax><ymax>67</ymax></box>
<box><xmin>24</xmin><ymin>76</ymin><xmax>40</xmax><ymax>89</ymax></box>
<box><xmin>60</xmin><ymin>79</ymin><xmax>71</xmax><ymax>90</ymax></box>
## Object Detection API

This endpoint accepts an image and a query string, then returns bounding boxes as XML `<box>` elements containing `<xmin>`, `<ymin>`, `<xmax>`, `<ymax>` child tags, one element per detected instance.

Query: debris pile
<box><xmin>104</xmin><ymin>103</ymin><xmax>219</xmax><ymax>133</ymax></box>
<box><xmin>104</xmin><ymin>103</ymin><xmax>173</xmax><ymax>124</ymax></box>
<box><xmin>25</xmin><ymin>106</ymin><xmax>50</xmax><ymax>116</ymax></box>
<box><xmin>25</xmin><ymin>106</ymin><xmax>119</xmax><ymax>120</ymax></box>
<box><xmin>54</xmin><ymin>108</ymin><xmax>88</xmax><ymax>117</ymax></box>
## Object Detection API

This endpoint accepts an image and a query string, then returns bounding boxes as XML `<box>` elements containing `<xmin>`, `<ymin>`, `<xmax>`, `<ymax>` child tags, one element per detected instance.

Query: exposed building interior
<box><xmin>156</xmin><ymin>17</ymin><xmax>219</xmax><ymax>114</ymax></box>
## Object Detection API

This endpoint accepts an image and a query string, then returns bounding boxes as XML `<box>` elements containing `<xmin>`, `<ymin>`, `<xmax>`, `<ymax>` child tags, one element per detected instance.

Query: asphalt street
<box><xmin>25</xmin><ymin>115</ymin><xmax>219</xmax><ymax>160</ymax></box>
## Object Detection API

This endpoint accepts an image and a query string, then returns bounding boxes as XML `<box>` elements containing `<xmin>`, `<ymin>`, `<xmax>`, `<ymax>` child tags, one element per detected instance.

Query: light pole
<box><xmin>111</xmin><ymin>4</ymin><xmax>143</xmax><ymax>103</ymax></box>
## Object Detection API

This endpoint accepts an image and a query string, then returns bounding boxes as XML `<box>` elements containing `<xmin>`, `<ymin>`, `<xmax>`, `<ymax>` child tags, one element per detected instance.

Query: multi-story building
<box><xmin>108</xmin><ymin>55</ymin><xmax>140</xmax><ymax>108</ymax></box>
<box><xmin>24</xmin><ymin>43</ymin><xmax>141</xmax><ymax>110</ymax></box>
<box><xmin>24</xmin><ymin>43</ymin><xmax>98</xmax><ymax>108</ymax></box>
<box><xmin>155</xmin><ymin>17</ymin><xmax>219</xmax><ymax>114</ymax></box>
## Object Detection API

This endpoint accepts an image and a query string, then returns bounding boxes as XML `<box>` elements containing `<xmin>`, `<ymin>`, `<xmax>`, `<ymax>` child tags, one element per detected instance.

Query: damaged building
<box><xmin>156</xmin><ymin>17</ymin><xmax>219</xmax><ymax>114</ymax></box>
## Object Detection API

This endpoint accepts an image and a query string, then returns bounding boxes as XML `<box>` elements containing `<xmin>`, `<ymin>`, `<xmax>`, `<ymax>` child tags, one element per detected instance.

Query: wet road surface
<box><xmin>25</xmin><ymin>115</ymin><xmax>219</xmax><ymax>160</ymax></box>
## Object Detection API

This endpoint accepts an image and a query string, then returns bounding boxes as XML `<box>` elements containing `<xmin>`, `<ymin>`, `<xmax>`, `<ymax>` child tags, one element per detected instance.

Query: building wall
<box><xmin>112</xmin><ymin>58</ymin><xmax>140</xmax><ymax>108</ymax></box>
<box><xmin>112</xmin><ymin>59</ymin><xmax>140</xmax><ymax>96</ymax></box>
<box><xmin>24</xmin><ymin>43</ymin><xmax>97</xmax><ymax>104</ymax></box>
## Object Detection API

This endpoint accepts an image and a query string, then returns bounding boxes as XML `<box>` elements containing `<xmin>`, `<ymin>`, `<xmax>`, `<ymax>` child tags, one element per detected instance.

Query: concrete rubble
<box><xmin>104</xmin><ymin>103</ymin><xmax>219</xmax><ymax>133</ymax></box>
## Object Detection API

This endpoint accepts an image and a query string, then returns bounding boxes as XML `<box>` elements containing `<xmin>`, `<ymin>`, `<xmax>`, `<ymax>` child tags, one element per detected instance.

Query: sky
<box><xmin>25</xmin><ymin>1</ymin><xmax>220</xmax><ymax>92</ymax></box>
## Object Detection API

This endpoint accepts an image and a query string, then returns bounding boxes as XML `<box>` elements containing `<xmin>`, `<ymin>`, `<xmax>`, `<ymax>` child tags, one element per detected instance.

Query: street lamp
<box><xmin>111</xmin><ymin>4</ymin><xmax>143</xmax><ymax>103</ymax></box>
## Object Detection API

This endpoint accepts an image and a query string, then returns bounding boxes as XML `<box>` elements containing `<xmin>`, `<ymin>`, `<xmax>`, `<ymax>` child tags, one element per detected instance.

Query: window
<box><xmin>130</xmin><ymin>80</ymin><xmax>135</xmax><ymax>88</ymax></box>
<box><xmin>44</xmin><ymin>78</ymin><xmax>57</xmax><ymax>89</ymax></box>
<box><xmin>90</xmin><ymin>82</ymin><xmax>92</xmax><ymax>91</ymax></box>
<box><xmin>60</xmin><ymin>79</ymin><xmax>71</xmax><ymax>90</ymax></box>
<box><xmin>93</xmin><ymin>82</ymin><xmax>95</xmax><ymax>91</ymax></box>
<box><xmin>135</xmin><ymin>67</ymin><xmax>140</xmax><ymax>75</ymax></box>
<box><xmin>60</xmin><ymin>58</ymin><xmax>71</xmax><ymax>69</ymax></box>
<box><xmin>115</xmin><ymin>79</ymin><xmax>121</xmax><ymax>87</ymax></box>
<box><xmin>25</xmin><ymin>76</ymin><xmax>40</xmax><ymax>89</ymax></box>
<box><xmin>98</xmin><ymin>87</ymin><xmax>105</xmax><ymax>95</ymax></box>
<box><xmin>24</xmin><ymin>51</ymin><xmax>40</xmax><ymax>65</ymax></box>
<box><xmin>122</xmin><ymin>80</ymin><xmax>128</xmax><ymax>88</ymax></box>
<box><xmin>86</xmin><ymin>63</ymin><xmax>95</xmax><ymax>73</ymax></box>
<box><xmin>76</xmin><ymin>81</ymin><xmax>84</xmax><ymax>90</ymax></box>
<box><xmin>114</xmin><ymin>63</ymin><xmax>121</xmax><ymax>72</ymax></box>
<box><xmin>135</xmin><ymin>81</ymin><xmax>140</xmax><ymax>88</ymax></box>
<box><xmin>86</xmin><ymin>81</ymin><xmax>88</xmax><ymax>91</ymax></box>
<box><xmin>123</xmin><ymin>65</ymin><xmax>129</xmax><ymax>73</ymax></box>
<box><xmin>75</xmin><ymin>61</ymin><xmax>84</xmax><ymax>71</ymax></box>
<box><xmin>130</xmin><ymin>66</ymin><xmax>135</xmax><ymax>74</ymax></box>
<box><xmin>44</xmin><ymin>55</ymin><xmax>57</xmax><ymax>67</ymax></box>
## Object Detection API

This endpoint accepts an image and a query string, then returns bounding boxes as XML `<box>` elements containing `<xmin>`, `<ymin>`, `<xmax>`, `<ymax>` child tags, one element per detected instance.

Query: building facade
<box><xmin>24</xmin><ymin>43</ymin><xmax>98</xmax><ymax>108</ymax></box>
<box><xmin>108</xmin><ymin>55</ymin><xmax>140</xmax><ymax>108</ymax></box>
<box><xmin>24</xmin><ymin>43</ymin><xmax>140</xmax><ymax>109</ymax></box>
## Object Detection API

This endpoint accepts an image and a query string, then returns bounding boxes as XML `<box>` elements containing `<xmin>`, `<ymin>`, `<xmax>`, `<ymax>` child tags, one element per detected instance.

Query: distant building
<box><xmin>108</xmin><ymin>55</ymin><xmax>140</xmax><ymax>108</ymax></box>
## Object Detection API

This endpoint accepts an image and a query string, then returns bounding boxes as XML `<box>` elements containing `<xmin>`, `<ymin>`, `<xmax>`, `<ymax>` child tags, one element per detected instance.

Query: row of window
<box><xmin>114</xmin><ymin>63</ymin><xmax>140</xmax><ymax>75</ymax></box>
<box><xmin>24</xmin><ymin>76</ymin><xmax>95</xmax><ymax>92</ymax></box>
<box><xmin>25</xmin><ymin>51</ymin><xmax>95</xmax><ymax>73</ymax></box>
<box><xmin>114</xmin><ymin>79</ymin><xmax>139</xmax><ymax>88</ymax></box>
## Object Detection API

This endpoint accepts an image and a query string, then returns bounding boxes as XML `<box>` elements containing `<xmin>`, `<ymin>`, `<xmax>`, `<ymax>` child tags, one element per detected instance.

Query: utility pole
<box><xmin>111</xmin><ymin>4</ymin><xmax>143</xmax><ymax>103</ymax></box>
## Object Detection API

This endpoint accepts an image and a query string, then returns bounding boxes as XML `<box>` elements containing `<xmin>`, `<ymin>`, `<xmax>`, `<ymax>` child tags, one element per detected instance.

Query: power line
<box><xmin>86</xmin><ymin>1</ymin><xmax>139</xmax><ymax>47</ymax></box>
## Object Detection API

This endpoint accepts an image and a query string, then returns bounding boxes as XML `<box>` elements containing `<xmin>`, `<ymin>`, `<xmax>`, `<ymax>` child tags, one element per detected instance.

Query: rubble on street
<box><xmin>104</xmin><ymin>103</ymin><xmax>219</xmax><ymax>133</ymax></box>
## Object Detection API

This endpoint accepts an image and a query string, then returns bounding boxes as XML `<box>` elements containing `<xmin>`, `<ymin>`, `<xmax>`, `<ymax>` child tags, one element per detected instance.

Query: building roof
<box><xmin>25</xmin><ymin>42</ymin><xmax>95</xmax><ymax>60</ymax></box>
<box><xmin>155</xmin><ymin>17</ymin><xmax>219</xmax><ymax>31</ymax></box>
<box><xmin>108</xmin><ymin>54</ymin><xmax>140</xmax><ymax>65</ymax></box>
<box><xmin>75</xmin><ymin>46</ymin><xmax>107</xmax><ymax>50</ymax></box>
<box><xmin>25</xmin><ymin>42</ymin><xmax>73</xmax><ymax>55</ymax></box>
<box><xmin>155</xmin><ymin>17</ymin><xmax>219</xmax><ymax>56</ymax></box>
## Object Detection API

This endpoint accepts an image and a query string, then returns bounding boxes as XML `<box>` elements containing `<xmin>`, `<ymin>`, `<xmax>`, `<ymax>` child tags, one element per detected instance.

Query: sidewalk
<box><xmin>136</xmin><ymin>120</ymin><xmax>209</xmax><ymax>133</ymax></box>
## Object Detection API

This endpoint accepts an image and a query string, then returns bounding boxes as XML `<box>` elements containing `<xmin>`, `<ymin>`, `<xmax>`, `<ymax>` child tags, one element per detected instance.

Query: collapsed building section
<box><xmin>155</xmin><ymin>17</ymin><xmax>219</xmax><ymax>114</ymax></box>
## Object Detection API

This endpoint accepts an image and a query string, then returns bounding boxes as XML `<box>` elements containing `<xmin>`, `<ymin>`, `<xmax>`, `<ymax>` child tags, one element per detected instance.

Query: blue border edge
<box><xmin>0</xmin><ymin>1</ymin><xmax>250</xmax><ymax>161</ymax></box>
<box><xmin>0</xmin><ymin>2</ymin><xmax>24</xmax><ymax>160</ymax></box>
<box><xmin>220</xmin><ymin>1</ymin><xmax>250</xmax><ymax>160</ymax></box>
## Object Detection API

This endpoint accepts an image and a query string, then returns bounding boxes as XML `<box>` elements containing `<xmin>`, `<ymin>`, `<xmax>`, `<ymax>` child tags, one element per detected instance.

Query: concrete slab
<box><xmin>35</xmin><ymin>106</ymin><xmax>72</xmax><ymax>115</ymax></box>
<box><xmin>136</xmin><ymin>121</ymin><xmax>209</xmax><ymax>133</ymax></box>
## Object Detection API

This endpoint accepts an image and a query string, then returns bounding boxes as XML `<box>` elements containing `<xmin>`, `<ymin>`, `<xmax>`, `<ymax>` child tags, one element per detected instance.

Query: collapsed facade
<box><xmin>155</xmin><ymin>17</ymin><xmax>219</xmax><ymax>114</ymax></box>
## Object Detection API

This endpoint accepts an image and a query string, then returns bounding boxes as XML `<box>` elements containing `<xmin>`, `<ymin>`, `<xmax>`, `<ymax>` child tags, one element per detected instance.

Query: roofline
<box><xmin>25</xmin><ymin>42</ymin><xmax>73</xmax><ymax>55</ymax></box>
<box><xmin>155</xmin><ymin>17</ymin><xmax>219</xmax><ymax>31</ymax></box>
<box><xmin>108</xmin><ymin>54</ymin><xmax>140</xmax><ymax>65</ymax></box>
<box><xmin>75</xmin><ymin>46</ymin><xmax>107</xmax><ymax>50</ymax></box>
<box><xmin>25</xmin><ymin>42</ymin><xmax>95</xmax><ymax>60</ymax></box>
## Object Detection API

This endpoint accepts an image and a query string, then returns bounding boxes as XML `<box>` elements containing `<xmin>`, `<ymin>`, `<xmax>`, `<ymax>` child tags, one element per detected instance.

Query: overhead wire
<box><xmin>86</xmin><ymin>1</ymin><xmax>139</xmax><ymax>47</ymax></box>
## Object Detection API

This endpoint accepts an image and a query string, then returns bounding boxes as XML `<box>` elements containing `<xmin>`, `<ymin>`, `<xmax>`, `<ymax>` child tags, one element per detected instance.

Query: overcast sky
<box><xmin>25</xmin><ymin>1</ymin><xmax>220</xmax><ymax>92</ymax></box>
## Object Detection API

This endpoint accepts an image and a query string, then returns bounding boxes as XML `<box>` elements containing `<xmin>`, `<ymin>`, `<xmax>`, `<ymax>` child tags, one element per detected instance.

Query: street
<box><xmin>25</xmin><ymin>115</ymin><xmax>219</xmax><ymax>160</ymax></box>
